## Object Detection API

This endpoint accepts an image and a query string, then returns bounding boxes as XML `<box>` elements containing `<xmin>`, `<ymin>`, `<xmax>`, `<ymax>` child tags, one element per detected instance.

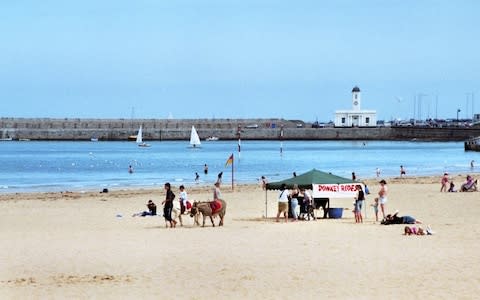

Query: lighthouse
<box><xmin>352</xmin><ymin>86</ymin><xmax>361</xmax><ymax>111</ymax></box>
<box><xmin>334</xmin><ymin>86</ymin><xmax>377</xmax><ymax>127</ymax></box>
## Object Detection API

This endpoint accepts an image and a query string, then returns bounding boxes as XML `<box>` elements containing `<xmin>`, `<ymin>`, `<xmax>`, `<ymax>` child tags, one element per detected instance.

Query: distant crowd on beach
<box><xmin>130</xmin><ymin>158</ymin><xmax>477</xmax><ymax>234</ymax></box>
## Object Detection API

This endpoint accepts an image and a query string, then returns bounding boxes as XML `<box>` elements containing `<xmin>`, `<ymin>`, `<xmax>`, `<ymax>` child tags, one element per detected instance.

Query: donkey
<box><xmin>190</xmin><ymin>199</ymin><xmax>227</xmax><ymax>227</ymax></box>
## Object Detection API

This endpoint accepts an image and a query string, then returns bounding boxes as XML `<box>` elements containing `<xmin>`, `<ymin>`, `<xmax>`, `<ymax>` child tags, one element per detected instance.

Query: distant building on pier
<box><xmin>334</xmin><ymin>86</ymin><xmax>377</xmax><ymax>127</ymax></box>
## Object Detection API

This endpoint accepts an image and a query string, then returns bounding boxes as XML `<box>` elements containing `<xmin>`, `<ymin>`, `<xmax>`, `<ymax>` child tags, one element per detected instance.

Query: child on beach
<box><xmin>371</xmin><ymin>197</ymin><xmax>379</xmax><ymax>222</ymax></box>
<box><xmin>440</xmin><ymin>173</ymin><xmax>449</xmax><ymax>192</ymax></box>
<box><xmin>448</xmin><ymin>182</ymin><xmax>457</xmax><ymax>192</ymax></box>
<box><xmin>404</xmin><ymin>225</ymin><xmax>434</xmax><ymax>235</ymax></box>
<box><xmin>404</xmin><ymin>226</ymin><xmax>425</xmax><ymax>235</ymax></box>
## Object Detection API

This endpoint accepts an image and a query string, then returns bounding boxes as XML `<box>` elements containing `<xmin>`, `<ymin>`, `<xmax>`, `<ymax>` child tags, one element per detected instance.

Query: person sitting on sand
<box><xmin>132</xmin><ymin>200</ymin><xmax>156</xmax><ymax>217</ymax></box>
<box><xmin>381</xmin><ymin>210</ymin><xmax>422</xmax><ymax>225</ymax></box>
<box><xmin>213</xmin><ymin>182</ymin><xmax>222</xmax><ymax>201</ymax></box>
<box><xmin>460</xmin><ymin>175</ymin><xmax>477</xmax><ymax>192</ymax></box>
<box><xmin>448</xmin><ymin>182</ymin><xmax>457</xmax><ymax>192</ymax></box>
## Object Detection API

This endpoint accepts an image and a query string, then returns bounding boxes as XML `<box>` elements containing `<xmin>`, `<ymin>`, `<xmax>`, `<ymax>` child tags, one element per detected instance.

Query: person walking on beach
<box><xmin>260</xmin><ymin>176</ymin><xmax>268</xmax><ymax>190</ymax></box>
<box><xmin>354</xmin><ymin>184</ymin><xmax>365</xmax><ymax>223</ymax></box>
<box><xmin>440</xmin><ymin>173</ymin><xmax>449</xmax><ymax>192</ymax></box>
<box><xmin>376</xmin><ymin>168</ymin><xmax>381</xmax><ymax>178</ymax></box>
<box><xmin>400</xmin><ymin>165</ymin><xmax>406</xmax><ymax>177</ymax></box>
<box><xmin>378</xmin><ymin>179</ymin><xmax>388</xmax><ymax>219</ymax></box>
<box><xmin>216</xmin><ymin>172</ymin><xmax>223</xmax><ymax>185</ymax></box>
<box><xmin>276</xmin><ymin>183</ymin><xmax>289</xmax><ymax>223</ymax></box>
<box><xmin>162</xmin><ymin>182</ymin><xmax>177</xmax><ymax>228</ymax></box>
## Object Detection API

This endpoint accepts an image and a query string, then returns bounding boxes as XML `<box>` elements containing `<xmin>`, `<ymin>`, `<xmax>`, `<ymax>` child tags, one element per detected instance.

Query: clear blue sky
<box><xmin>1</xmin><ymin>0</ymin><xmax>479</xmax><ymax>122</ymax></box>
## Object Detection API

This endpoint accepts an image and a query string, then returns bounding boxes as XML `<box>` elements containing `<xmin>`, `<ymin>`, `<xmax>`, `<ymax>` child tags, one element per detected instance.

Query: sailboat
<box><xmin>136</xmin><ymin>125</ymin><xmax>151</xmax><ymax>147</ymax></box>
<box><xmin>189</xmin><ymin>125</ymin><xmax>201</xmax><ymax>148</ymax></box>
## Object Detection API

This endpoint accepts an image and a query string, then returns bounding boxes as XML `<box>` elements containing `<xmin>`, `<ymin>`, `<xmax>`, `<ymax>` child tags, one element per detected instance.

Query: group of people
<box><xmin>276</xmin><ymin>183</ymin><xmax>315</xmax><ymax>223</ymax></box>
<box><xmin>441</xmin><ymin>173</ymin><xmax>478</xmax><ymax>192</ymax></box>
<box><xmin>194</xmin><ymin>164</ymin><xmax>223</xmax><ymax>185</ymax></box>
<box><xmin>132</xmin><ymin>181</ymin><xmax>223</xmax><ymax>228</ymax></box>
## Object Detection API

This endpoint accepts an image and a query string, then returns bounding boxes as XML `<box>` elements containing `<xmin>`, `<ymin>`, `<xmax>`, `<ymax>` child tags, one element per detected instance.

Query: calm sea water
<box><xmin>0</xmin><ymin>140</ymin><xmax>478</xmax><ymax>193</ymax></box>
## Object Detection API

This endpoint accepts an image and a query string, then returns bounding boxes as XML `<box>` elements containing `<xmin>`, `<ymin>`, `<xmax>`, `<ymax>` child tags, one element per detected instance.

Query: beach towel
<box><xmin>210</xmin><ymin>200</ymin><xmax>223</xmax><ymax>214</ymax></box>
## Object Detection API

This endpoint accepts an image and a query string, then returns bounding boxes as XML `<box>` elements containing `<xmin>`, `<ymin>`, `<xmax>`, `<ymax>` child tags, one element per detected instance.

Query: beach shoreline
<box><xmin>1</xmin><ymin>174</ymin><xmax>480</xmax><ymax>299</ymax></box>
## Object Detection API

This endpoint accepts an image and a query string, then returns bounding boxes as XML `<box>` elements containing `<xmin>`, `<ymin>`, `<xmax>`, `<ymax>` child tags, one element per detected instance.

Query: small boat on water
<box><xmin>0</xmin><ymin>137</ymin><xmax>13</xmax><ymax>141</ymax></box>
<box><xmin>190</xmin><ymin>126</ymin><xmax>201</xmax><ymax>148</ymax></box>
<box><xmin>465</xmin><ymin>136</ymin><xmax>480</xmax><ymax>151</ymax></box>
<box><xmin>136</xmin><ymin>125</ymin><xmax>151</xmax><ymax>147</ymax></box>
<box><xmin>205</xmin><ymin>136</ymin><xmax>219</xmax><ymax>141</ymax></box>
<box><xmin>90</xmin><ymin>137</ymin><xmax>99</xmax><ymax>142</ymax></box>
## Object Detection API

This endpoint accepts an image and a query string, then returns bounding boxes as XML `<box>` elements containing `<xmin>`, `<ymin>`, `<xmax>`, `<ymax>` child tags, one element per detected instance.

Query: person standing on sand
<box><xmin>162</xmin><ymin>182</ymin><xmax>177</xmax><ymax>228</ymax></box>
<box><xmin>290</xmin><ymin>184</ymin><xmax>300</xmax><ymax>221</ymax></box>
<box><xmin>400</xmin><ymin>165</ymin><xmax>406</xmax><ymax>177</ymax></box>
<box><xmin>354</xmin><ymin>184</ymin><xmax>365</xmax><ymax>223</ymax></box>
<box><xmin>378</xmin><ymin>179</ymin><xmax>388</xmax><ymax>219</ymax></box>
<box><xmin>371</xmin><ymin>197</ymin><xmax>379</xmax><ymax>222</ymax></box>
<box><xmin>376</xmin><ymin>168</ymin><xmax>381</xmax><ymax>178</ymax></box>
<box><xmin>276</xmin><ymin>183</ymin><xmax>289</xmax><ymax>223</ymax></box>
<box><xmin>440</xmin><ymin>173</ymin><xmax>449</xmax><ymax>192</ymax></box>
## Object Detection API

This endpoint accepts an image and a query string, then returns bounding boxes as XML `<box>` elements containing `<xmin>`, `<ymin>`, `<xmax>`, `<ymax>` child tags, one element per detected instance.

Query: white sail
<box><xmin>136</xmin><ymin>126</ymin><xmax>143</xmax><ymax>144</ymax></box>
<box><xmin>190</xmin><ymin>126</ymin><xmax>201</xmax><ymax>147</ymax></box>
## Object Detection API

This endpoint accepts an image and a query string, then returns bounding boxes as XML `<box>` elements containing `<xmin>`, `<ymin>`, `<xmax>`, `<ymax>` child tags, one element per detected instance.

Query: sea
<box><xmin>0</xmin><ymin>140</ymin><xmax>478</xmax><ymax>193</ymax></box>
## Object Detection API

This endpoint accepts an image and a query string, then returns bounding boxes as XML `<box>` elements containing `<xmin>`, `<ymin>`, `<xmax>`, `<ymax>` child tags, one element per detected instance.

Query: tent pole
<box><xmin>265</xmin><ymin>189</ymin><xmax>268</xmax><ymax>219</ymax></box>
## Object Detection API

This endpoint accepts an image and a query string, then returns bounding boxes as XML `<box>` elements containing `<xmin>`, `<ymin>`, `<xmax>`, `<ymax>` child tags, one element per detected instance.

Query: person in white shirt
<box><xmin>276</xmin><ymin>183</ymin><xmax>290</xmax><ymax>223</ymax></box>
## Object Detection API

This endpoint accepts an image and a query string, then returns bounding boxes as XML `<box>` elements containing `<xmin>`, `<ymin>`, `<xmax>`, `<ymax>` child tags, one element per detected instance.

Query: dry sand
<box><xmin>1</xmin><ymin>174</ymin><xmax>480</xmax><ymax>299</ymax></box>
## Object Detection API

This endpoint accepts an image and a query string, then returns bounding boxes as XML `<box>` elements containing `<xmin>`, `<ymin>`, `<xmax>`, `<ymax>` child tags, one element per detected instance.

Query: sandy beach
<box><xmin>1</xmin><ymin>174</ymin><xmax>480</xmax><ymax>299</ymax></box>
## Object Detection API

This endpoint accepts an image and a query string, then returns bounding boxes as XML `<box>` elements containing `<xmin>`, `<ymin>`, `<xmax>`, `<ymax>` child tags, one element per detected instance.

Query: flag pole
<box><xmin>231</xmin><ymin>153</ymin><xmax>234</xmax><ymax>191</ymax></box>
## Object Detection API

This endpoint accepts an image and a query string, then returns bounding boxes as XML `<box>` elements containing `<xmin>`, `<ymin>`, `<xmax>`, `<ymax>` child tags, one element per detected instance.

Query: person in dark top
<box><xmin>354</xmin><ymin>185</ymin><xmax>365</xmax><ymax>223</ymax></box>
<box><xmin>132</xmin><ymin>200</ymin><xmax>157</xmax><ymax>217</ymax></box>
<box><xmin>381</xmin><ymin>211</ymin><xmax>422</xmax><ymax>225</ymax></box>
<box><xmin>204</xmin><ymin>164</ymin><xmax>208</xmax><ymax>175</ymax></box>
<box><xmin>162</xmin><ymin>182</ymin><xmax>177</xmax><ymax>228</ymax></box>
<box><xmin>216</xmin><ymin>172</ymin><xmax>223</xmax><ymax>185</ymax></box>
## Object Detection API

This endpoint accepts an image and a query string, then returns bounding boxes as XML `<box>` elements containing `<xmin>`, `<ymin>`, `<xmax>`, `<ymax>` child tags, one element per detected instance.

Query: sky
<box><xmin>1</xmin><ymin>0</ymin><xmax>479</xmax><ymax>122</ymax></box>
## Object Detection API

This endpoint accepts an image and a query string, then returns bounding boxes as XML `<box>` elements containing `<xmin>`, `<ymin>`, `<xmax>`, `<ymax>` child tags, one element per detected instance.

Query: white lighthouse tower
<box><xmin>352</xmin><ymin>86</ymin><xmax>361</xmax><ymax>111</ymax></box>
<box><xmin>334</xmin><ymin>86</ymin><xmax>377</xmax><ymax>127</ymax></box>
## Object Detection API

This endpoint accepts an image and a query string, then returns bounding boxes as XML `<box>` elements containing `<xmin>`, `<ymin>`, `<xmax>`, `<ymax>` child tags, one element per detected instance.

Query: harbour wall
<box><xmin>1</xmin><ymin>118</ymin><xmax>479</xmax><ymax>141</ymax></box>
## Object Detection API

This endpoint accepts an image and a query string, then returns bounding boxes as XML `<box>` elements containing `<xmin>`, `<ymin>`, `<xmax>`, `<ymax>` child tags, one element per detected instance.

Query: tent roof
<box><xmin>266</xmin><ymin>168</ymin><xmax>355</xmax><ymax>190</ymax></box>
